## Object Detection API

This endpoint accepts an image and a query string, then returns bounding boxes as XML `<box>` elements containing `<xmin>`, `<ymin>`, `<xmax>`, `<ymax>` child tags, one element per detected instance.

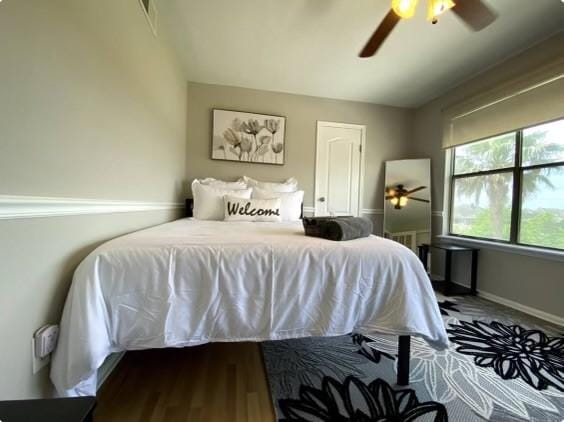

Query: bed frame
<box><xmin>184</xmin><ymin>198</ymin><xmax>411</xmax><ymax>385</ymax></box>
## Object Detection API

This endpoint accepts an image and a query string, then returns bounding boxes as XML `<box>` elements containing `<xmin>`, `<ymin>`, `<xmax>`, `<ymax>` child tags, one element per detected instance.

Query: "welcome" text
<box><xmin>226</xmin><ymin>201</ymin><xmax>280</xmax><ymax>217</ymax></box>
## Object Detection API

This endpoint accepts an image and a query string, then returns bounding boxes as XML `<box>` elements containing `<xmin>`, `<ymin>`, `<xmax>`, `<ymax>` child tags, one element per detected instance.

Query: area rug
<box><xmin>262</xmin><ymin>294</ymin><xmax>564</xmax><ymax>421</ymax></box>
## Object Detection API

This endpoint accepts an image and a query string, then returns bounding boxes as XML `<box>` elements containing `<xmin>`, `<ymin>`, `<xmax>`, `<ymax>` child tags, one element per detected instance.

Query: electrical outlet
<box><xmin>34</xmin><ymin>325</ymin><xmax>59</xmax><ymax>358</ymax></box>
<box><xmin>31</xmin><ymin>324</ymin><xmax>58</xmax><ymax>374</ymax></box>
<box><xmin>31</xmin><ymin>337</ymin><xmax>50</xmax><ymax>374</ymax></box>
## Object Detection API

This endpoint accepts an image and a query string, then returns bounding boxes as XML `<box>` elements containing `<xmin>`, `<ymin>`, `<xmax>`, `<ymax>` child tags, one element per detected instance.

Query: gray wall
<box><xmin>186</xmin><ymin>82</ymin><xmax>415</xmax><ymax>220</ymax></box>
<box><xmin>1</xmin><ymin>0</ymin><xmax>561</xmax><ymax>401</ymax></box>
<box><xmin>0</xmin><ymin>0</ymin><xmax>187</xmax><ymax>399</ymax></box>
<box><xmin>412</xmin><ymin>33</ymin><xmax>564</xmax><ymax>319</ymax></box>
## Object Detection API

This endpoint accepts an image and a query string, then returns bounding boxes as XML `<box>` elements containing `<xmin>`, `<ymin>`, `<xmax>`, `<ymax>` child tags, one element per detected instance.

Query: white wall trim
<box><xmin>361</xmin><ymin>208</ymin><xmax>384</xmax><ymax>215</ymax></box>
<box><xmin>303</xmin><ymin>206</ymin><xmax>315</xmax><ymax>215</ymax></box>
<box><xmin>358</xmin><ymin>128</ymin><xmax>367</xmax><ymax>220</ymax></box>
<box><xmin>441</xmin><ymin>148</ymin><xmax>453</xmax><ymax>234</ymax></box>
<box><xmin>303</xmin><ymin>207</ymin><xmax>383</xmax><ymax>216</ymax></box>
<box><xmin>478</xmin><ymin>290</ymin><xmax>564</xmax><ymax>328</ymax></box>
<box><xmin>0</xmin><ymin>195</ymin><xmax>184</xmax><ymax>220</ymax></box>
<box><xmin>303</xmin><ymin>207</ymin><xmax>382</xmax><ymax>216</ymax></box>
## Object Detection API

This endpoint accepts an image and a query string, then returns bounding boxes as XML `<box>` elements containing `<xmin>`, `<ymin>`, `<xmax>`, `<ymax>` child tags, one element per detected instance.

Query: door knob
<box><xmin>318</xmin><ymin>197</ymin><xmax>326</xmax><ymax>202</ymax></box>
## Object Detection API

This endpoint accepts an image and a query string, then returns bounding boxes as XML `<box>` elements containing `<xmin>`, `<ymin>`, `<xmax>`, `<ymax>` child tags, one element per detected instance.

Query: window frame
<box><xmin>448</xmin><ymin>119</ymin><xmax>564</xmax><ymax>252</ymax></box>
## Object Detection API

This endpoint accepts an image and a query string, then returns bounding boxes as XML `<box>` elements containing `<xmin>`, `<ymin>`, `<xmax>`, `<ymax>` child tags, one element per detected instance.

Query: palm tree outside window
<box><xmin>449</xmin><ymin>118</ymin><xmax>564</xmax><ymax>251</ymax></box>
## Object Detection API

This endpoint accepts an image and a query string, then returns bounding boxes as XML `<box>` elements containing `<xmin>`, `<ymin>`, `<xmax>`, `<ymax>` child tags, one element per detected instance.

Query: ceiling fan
<box><xmin>359</xmin><ymin>0</ymin><xmax>497</xmax><ymax>58</ymax></box>
<box><xmin>386</xmin><ymin>185</ymin><xmax>430</xmax><ymax>209</ymax></box>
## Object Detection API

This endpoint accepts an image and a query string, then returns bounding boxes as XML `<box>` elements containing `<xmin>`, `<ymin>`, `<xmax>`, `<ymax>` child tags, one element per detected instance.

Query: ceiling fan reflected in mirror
<box><xmin>359</xmin><ymin>0</ymin><xmax>497</xmax><ymax>58</ymax></box>
<box><xmin>386</xmin><ymin>184</ymin><xmax>430</xmax><ymax>209</ymax></box>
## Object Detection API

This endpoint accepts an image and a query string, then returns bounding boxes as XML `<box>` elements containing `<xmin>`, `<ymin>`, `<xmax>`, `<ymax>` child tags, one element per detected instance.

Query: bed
<box><xmin>50</xmin><ymin>212</ymin><xmax>448</xmax><ymax>397</ymax></box>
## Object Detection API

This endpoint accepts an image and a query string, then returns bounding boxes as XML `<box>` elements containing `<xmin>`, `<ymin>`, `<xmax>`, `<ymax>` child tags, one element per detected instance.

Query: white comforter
<box><xmin>51</xmin><ymin>219</ymin><xmax>448</xmax><ymax>396</ymax></box>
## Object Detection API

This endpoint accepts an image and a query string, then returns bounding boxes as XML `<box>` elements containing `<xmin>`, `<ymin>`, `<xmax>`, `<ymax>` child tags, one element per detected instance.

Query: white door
<box><xmin>315</xmin><ymin>122</ymin><xmax>365</xmax><ymax>217</ymax></box>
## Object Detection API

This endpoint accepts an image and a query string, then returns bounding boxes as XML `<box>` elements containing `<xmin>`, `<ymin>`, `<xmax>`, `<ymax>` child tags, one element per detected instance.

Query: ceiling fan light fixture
<box><xmin>399</xmin><ymin>196</ymin><xmax>408</xmax><ymax>207</ymax></box>
<box><xmin>392</xmin><ymin>0</ymin><xmax>419</xmax><ymax>19</ymax></box>
<box><xmin>427</xmin><ymin>0</ymin><xmax>456</xmax><ymax>21</ymax></box>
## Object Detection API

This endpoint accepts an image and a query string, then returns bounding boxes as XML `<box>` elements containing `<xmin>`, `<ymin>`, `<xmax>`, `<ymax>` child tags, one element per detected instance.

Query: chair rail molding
<box><xmin>302</xmin><ymin>206</ymin><xmax>315</xmax><ymax>215</ymax></box>
<box><xmin>0</xmin><ymin>195</ymin><xmax>184</xmax><ymax>220</ymax></box>
<box><xmin>301</xmin><ymin>207</ymin><xmax>383</xmax><ymax>217</ymax></box>
<box><xmin>362</xmin><ymin>208</ymin><xmax>384</xmax><ymax>215</ymax></box>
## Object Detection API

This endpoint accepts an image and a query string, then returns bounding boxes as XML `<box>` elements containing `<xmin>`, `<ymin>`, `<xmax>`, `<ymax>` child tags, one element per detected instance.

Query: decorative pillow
<box><xmin>252</xmin><ymin>188</ymin><xmax>304</xmax><ymax>221</ymax></box>
<box><xmin>192</xmin><ymin>180</ymin><xmax>252</xmax><ymax>220</ymax></box>
<box><xmin>224</xmin><ymin>196</ymin><xmax>282</xmax><ymax>222</ymax></box>
<box><xmin>196</xmin><ymin>177</ymin><xmax>248</xmax><ymax>190</ymax></box>
<box><xmin>240</xmin><ymin>176</ymin><xmax>298</xmax><ymax>193</ymax></box>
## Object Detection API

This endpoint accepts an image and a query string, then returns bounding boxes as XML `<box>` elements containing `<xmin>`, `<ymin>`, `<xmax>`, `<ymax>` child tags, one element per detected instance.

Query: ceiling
<box><xmin>160</xmin><ymin>0</ymin><xmax>564</xmax><ymax>108</ymax></box>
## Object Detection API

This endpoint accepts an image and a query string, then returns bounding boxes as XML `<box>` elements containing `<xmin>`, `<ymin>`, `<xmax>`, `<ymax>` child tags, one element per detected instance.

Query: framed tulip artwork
<box><xmin>211</xmin><ymin>109</ymin><xmax>286</xmax><ymax>165</ymax></box>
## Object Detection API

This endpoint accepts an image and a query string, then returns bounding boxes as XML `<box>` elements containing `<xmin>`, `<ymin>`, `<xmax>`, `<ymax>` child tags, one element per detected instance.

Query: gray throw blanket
<box><xmin>303</xmin><ymin>216</ymin><xmax>373</xmax><ymax>241</ymax></box>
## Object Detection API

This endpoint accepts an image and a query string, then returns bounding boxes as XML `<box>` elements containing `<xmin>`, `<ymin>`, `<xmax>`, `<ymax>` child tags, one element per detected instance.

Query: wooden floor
<box><xmin>95</xmin><ymin>343</ymin><xmax>276</xmax><ymax>422</ymax></box>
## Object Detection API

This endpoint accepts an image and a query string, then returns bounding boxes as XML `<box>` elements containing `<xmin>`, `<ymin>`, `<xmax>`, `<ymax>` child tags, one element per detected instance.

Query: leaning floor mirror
<box><xmin>384</xmin><ymin>159</ymin><xmax>431</xmax><ymax>253</ymax></box>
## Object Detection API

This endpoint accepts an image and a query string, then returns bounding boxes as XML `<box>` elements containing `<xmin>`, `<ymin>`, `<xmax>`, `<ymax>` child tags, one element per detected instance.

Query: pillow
<box><xmin>252</xmin><ymin>188</ymin><xmax>304</xmax><ymax>221</ymax></box>
<box><xmin>240</xmin><ymin>176</ymin><xmax>298</xmax><ymax>193</ymax></box>
<box><xmin>224</xmin><ymin>196</ymin><xmax>282</xmax><ymax>222</ymax></box>
<box><xmin>196</xmin><ymin>177</ymin><xmax>248</xmax><ymax>190</ymax></box>
<box><xmin>192</xmin><ymin>180</ymin><xmax>252</xmax><ymax>220</ymax></box>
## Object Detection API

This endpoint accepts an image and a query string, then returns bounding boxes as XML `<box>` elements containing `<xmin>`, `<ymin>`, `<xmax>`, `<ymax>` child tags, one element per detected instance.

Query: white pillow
<box><xmin>240</xmin><ymin>176</ymin><xmax>298</xmax><ymax>193</ymax></box>
<box><xmin>192</xmin><ymin>180</ymin><xmax>252</xmax><ymax>220</ymax></box>
<box><xmin>196</xmin><ymin>177</ymin><xmax>247</xmax><ymax>190</ymax></box>
<box><xmin>252</xmin><ymin>188</ymin><xmax>304</xmax><ymax>221</ymax></box>
<box><xmin>224</xmin><ymin>196</ymin><xmax>282</xmax><ymax>222</ymax></box>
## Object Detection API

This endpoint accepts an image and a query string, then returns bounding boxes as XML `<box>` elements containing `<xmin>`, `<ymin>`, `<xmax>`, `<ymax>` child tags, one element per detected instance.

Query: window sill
<box><xmin>437</xmin><ymin>235</ymin><xmax>564</xmax><ymax>263</ymax></box>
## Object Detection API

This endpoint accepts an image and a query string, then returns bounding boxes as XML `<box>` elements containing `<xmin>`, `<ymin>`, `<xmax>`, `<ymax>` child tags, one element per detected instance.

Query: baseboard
<box><xmin>434</xmin><ymin>280</ymin><xmax>564</xmax><ymax>327</ymax></box>
<box><xmin>97</xmin><ymin>352</ymin><xmax>126</xmax><ymax>391</ymax></box>
<box><xmin>477</xmin><ymin>290</ymin><xmax>564</xmax><ymax>327</ymax></box>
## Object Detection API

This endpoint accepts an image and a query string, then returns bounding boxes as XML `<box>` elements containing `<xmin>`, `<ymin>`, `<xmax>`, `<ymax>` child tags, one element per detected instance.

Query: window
<box><xmin>450</xmin><ymin>118</ymin><xmax>564</xmax><ymax>251</ymax></box>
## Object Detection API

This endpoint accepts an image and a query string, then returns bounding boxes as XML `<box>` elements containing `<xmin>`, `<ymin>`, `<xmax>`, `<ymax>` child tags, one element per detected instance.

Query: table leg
<box><xmin>397</xmin><ymin>335</ymin><xmax>410</xmax><ymax>386</ymax></box>
<box><xmin>444</xmin><ymin>250</ymin><xmax>452</xmax><ymax>295</ymax></box>
<box><xmin>470</xmin><ymin>250</ymin><xmax>478</xmax><ymax>295</ymax></box>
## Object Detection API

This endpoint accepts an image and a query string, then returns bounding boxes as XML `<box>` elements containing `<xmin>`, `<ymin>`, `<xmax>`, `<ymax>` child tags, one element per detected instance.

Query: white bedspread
<box><xmin>51</xmin><ymin>219</ymin><xmax>448</xmax><ymax>396</ymax></box>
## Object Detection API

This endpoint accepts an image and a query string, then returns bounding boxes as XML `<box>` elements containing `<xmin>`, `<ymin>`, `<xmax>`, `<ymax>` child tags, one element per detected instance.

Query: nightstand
<box><xmin>418</xmin><ymin>243</ymin><xmax>479</xmax><ymax>296</ymax></box>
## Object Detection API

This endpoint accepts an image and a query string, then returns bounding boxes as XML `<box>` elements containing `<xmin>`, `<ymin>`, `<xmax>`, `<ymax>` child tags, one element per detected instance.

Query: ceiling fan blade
<box><xmin>358</xmin><ymin>9</ymin><xmax>400</xmax><ymax>58</ymax></box>
<box><xmin>385</xmin><ymin>195</ymin><xmax>394</xmax><ymax>200</ymax></box>
<box><xmin>405</xmin><ymin>186</ymin><xmax>427</xmax><ymax>195</ymax></box>
<box><xmin>409</xmin><ymin>197</ymin><xmax>430</xmax><ymax>203</ymax></box>
<box><xmin>452</xmin><ymin>0</ymin><xmax>497</xmax><ymax>31</ymax></box>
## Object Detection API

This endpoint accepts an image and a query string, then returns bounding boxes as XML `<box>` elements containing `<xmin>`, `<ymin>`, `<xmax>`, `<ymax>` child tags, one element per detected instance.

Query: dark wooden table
<box><xmin>0</xmin><ymin>397</ymin><xmax>96</xmax><ymax>422</ymax></box>
<box><xmin>418</xmin><ymin>243</ymin><xmax>479</xmax><ymax>296</ymax></box>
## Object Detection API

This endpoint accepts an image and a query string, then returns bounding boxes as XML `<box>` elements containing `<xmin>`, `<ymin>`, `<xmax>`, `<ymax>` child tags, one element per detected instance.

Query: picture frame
<box><xmin>211</xmin><ymin>109</ymin><xmax>286</xmax><ymax>165</ymax></box>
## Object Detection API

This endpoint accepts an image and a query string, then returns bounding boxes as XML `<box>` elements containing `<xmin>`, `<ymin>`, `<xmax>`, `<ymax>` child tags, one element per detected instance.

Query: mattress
<box><xmin>50</xmin><ymin>218</ymin><xmax>448</xmax><ymax>396</ymax></box>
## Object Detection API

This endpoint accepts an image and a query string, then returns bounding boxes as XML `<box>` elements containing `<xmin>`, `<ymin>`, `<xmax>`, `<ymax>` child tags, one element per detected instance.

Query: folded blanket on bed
<box><xmin>303</xmin><ymin>216</ymin><xmax>373</xmax><ymax>241</ymax></box>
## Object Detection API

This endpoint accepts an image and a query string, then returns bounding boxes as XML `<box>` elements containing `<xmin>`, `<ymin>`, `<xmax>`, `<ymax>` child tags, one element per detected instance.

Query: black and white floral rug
<box><xmin>262</xmin><ymin>294</ymin><xmax>564</xmax><ymax>421</ymax></box>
